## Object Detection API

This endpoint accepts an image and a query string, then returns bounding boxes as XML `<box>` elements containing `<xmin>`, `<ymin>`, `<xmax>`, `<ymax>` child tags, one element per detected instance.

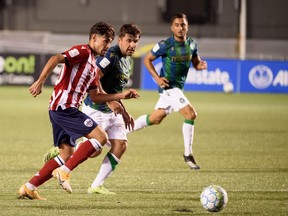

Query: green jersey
<box><xmin>151</xmin><ymin>36</ymin><xmax>198</xmax><ymax>92</ymax></box>
<box><xmin>84</xmin><ymin>45</ymin><xmax>132</xmax><ymax>113</ymax></box>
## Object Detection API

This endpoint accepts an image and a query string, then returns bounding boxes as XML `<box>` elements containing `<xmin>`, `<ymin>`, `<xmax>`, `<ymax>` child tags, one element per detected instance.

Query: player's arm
<box><xmin>107</xmin><ymin>100</ymin><xmax>124</xmax><ymax>115</ymax></box>
<box><xmin>89</xmin><ymin>88</ymin><xmax>139</xmax><ymax>103</ymax></box>
<box><xmin>192</xmin><ymin>55</ymin><xmax>207</xmax><ymax>70</ymax></box>
<box><xmin>144</xmin><ymin>52</ymin><xmax>169</xmax><ymax>89</ymax></box>
<box><xmin>29</xmin><ymin>53</ymin><xmax>65</xmax><ymax>97</ymax></box>
<box><xmin>95</xmin><ymin>67</ymin><xmax>124</xmax><ymax>114</ymax></box>
<box><xmin>94</xmin><ymin>80</ymin><xmax>125</xmax><ymax>114</ymax></box>
<box><xmin>118</xmin><ymin>100</ymin><xmax>135</xmax><ymax>131</ymax></box>
<box><xmin>98</xmin><ymin>82</ymin><xmax>125</xmax><ymax>115</ymax></box>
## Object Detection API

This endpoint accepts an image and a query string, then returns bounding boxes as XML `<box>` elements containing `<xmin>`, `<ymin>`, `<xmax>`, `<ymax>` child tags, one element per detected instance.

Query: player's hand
<box><xmin>122</xmin><ymin>110</ymin><xmax>134</xmax><ymax>131</ymax></box>
<box><xmin>107</xmin><ymin>101</ymin><xmax>124</xmax><ymax>115</ymax></box>
<box><xmin>29</xmin><ymin>80</ymin><xmax>44</xmax><ymax>97</ymax></box>
<box><xmin>121</xmin><ymin>89</ymin><xmax>140</xmax><ymax>99</ymax></box>
<box><xmin>157</xmin><ymin>77</ymin><xmax>169</xmax><ymax>89</ymax></box>
<box><xmin>196</xmin><ymin>60</ymin><xmax>207</xmax><ymax>70</ymax></box>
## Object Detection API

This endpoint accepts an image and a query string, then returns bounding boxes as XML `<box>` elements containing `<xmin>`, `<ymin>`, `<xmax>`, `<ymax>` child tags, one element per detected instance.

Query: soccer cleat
<box><xmin>43</xmin><ymin>146</ymin><xmax>60</xmax><ymax>163</ymax></box>
<box><xmin>56</xmin><ymin>169</ymin><xmax>72</xmax><ymax>193</ymax></box>
<box><xmin>183</xmin><ymin>154</ymin><xmax>201</xmax><ymax>170</ymax></box>
<box><xmin>87</xmin><ymin>186</ymin><xmax>116</xmax><ymax>195</ymax></box>
<box><xmin>18</xmin><ymin>184</ymin><xmax>46</xmax><ymax>200</ymax></box>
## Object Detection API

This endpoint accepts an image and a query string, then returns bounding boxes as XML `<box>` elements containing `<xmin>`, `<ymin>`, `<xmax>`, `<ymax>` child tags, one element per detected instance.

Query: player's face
<box><xmin>118</xmin><ymin>34</ymin><xmax>140</xmax><ymax>56</ymax></box>
<box><xmin>171</xmin><ymin>18</ymin><xmax>188</xmax><ymax>41</ymax></box>
<box><xmin>91</xmin><ymin>35</ymin><xmax>113</xmax><ymax>56</ymax></box>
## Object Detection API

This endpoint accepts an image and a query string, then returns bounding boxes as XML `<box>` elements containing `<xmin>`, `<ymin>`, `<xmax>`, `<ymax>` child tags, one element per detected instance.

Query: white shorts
<box><xmin>155</xmin><ymin>87</ymin><xmax>190</xmax><ymax>115</ymax></box>
<box><xmin>81</xmin><ymin>103</ymin><xmax>127</xmax><ymax>141</ymax></box>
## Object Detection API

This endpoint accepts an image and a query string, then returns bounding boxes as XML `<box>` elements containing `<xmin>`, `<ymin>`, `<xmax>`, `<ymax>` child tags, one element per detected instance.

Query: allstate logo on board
<box><xmin>249</xmin><ymin>65</ymin><xmax>274</xmax><ymax>89</ymax></box>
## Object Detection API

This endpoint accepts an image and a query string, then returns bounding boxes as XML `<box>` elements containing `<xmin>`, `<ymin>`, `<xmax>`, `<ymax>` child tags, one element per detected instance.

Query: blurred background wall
<box><xmin>1</xmin><ymin>0</ymin><xmax>288</xmax><ymax>38</ymax></box>
<box><xmin>0</xmin><ymin>0</ymin><xmax>287</xmax><ymax>93</ymax></box>
<box><xmin>0</xmin><ymin>0</ymin><xmax>288</xmax><ymax>59</ymax></box>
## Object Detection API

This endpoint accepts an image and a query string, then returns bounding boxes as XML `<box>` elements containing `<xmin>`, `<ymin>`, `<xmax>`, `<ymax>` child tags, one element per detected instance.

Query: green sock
<box><xmin>184</xmin><ymin>119</ymin><xmax>194</xmax><ymax>125</ymax></box>
<box><xmin>146</xmin><ymin>114</ymin><xmax>153</xmax><ymax>125</ymax></box>
<box><xmin>106</xmin><ymin>152</ymin><xmax>119</xmax><ymax>171</ymax></box>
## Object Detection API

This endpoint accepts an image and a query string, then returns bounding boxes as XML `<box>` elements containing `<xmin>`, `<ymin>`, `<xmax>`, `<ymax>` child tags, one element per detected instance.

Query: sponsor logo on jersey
<box><xmin>68</xmin><ymin>48</ymin><xmax>80</xmax><ymax>58</ymax></box>
<box><xmin>171</xmin><ymin>55</ymin><xmax>192</xmax><ymax>62</ymax></box>
<box><xmin>99</xmin><ymin>57</ymin><xmax>110</xmax><ymax>68</ymax></box>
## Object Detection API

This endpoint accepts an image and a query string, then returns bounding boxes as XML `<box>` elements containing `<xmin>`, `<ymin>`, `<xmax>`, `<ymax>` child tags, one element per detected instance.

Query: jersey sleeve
<box><xmin>190</xmin><ymin>38</ymin><xmax>199</xmax><ymax>58</ymax></box>
<box><xmin>62</xmin><ymin>45</ymin><xmax>89</xmax><ymax>66</ymax></box>
<box><xmin>96</xmin><ymin>50</ymin><xmax>117</xmax><ymax>75</ymax></box>
<box><xmin>151</xmin><ymin>40</ymin><xmax>167</xmax><ymax>57</ymax></box>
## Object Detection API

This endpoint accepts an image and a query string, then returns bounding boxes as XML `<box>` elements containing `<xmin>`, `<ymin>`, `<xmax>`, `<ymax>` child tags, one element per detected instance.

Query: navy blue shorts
<box><xmin>49</xmin><ymin>107</ymin><xmax>98</xmax><ymax>147</ymax></box>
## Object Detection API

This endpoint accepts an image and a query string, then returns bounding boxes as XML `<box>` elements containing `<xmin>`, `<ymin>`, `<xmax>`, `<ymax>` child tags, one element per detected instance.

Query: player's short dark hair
<box><xmin>89</xmin><ymin>22</ymin><xmax>115</xmax><ymax>40</ymax></box>
<box><xmin>171</xmin><ymin>13</ymin><xmax>188</xmax><ymax>24</ymax></box>
<box><xmin>118</xmin><ymin>23</ymin><xmax>141</xmax><ymax>39</ymax></box>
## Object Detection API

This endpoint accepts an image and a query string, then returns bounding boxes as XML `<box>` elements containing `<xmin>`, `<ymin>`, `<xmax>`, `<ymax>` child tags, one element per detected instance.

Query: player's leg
<box><xmin>133</xmin><ymin>95</ymin><xmax>169</xmax><ymax>132</ymax></box>
<box><xmin>19</xmin><ymin>143</ymin><xmax>73</xmax><ymax>200</ymax></box>
<box><xmin>134</xmin><ymin>109</ymin><xmax>167</xmax><ymax>130</ymax></box>
<box><xmin>57</xmin><ymin>125</ymin><xmax>107</xmax><ymax>193</ymax></box>
<box><xmin>18</xmin><ymin>154</ymin><xmax>63</xmax><ymax>200</ymax></box>
<box><xmin>43</xmin><ymin>139</ymin><xmax>74</xmax><ymax>162</ymax></box>
<box><xmin>178</xmin><ymin>103</ymin><xmax>200</xmax><ymax>169</ymax></box>
<box><xmin>88</xmin><ymin>139</ymin><xmax>126</xmax><ymax>195</ymax></box>
<box><xmin>160</xmin><ymin>88</ymin><xmax>200</xmax><ymax>169</ymax></box>
<box><xmin>132</xmin><ymin>114</ymin><xmax>152</xmax><ymax>131</ymax></box>
<box><xmin>89</xmin><ymin>114</ymin><xmax>128</xmax><ymax>195</ymax></box>
<box><xmin>18</xmin><ymin>114</ymin><xmax>74</xmax><ymax>200</ymax></box>
<box><xmin>45</xmin><ymin>107</ymin><xmax>106</xmax><ymax>193</ymax></box>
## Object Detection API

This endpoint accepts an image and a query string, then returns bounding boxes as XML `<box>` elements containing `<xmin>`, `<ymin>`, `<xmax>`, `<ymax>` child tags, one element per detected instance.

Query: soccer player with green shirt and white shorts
<box><xmin>133</xmin><ymin>13</ymin><xmax>207</xmax><ymax>170</ymax></box>
<box><xmin>82</xmin><ymin>23</ymin><xmax>141</xmax><ymax>195</ymax></box>
<box><xmin>44</xmin><ymin>23</ymin><xmax>141</xmax><ymax>195</ymax></box>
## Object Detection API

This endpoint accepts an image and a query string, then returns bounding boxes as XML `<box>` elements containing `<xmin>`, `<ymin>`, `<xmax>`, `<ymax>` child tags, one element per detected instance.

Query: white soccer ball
<box><xmin>200</xmin><ymin>185</ymin><xmax>228</xmax><ymax>212</ymax></box>
<box><xmin>223</xmin><ymin>82</ymin><xmax>234</xmax><ymax>93</ymax></box>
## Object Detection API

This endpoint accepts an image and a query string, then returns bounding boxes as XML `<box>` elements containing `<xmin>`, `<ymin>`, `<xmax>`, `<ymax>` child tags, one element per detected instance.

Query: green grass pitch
<box><xmin>0</xmin><ymin>86</ymin><xmax>287</xmax><ymax>215</ymax></box>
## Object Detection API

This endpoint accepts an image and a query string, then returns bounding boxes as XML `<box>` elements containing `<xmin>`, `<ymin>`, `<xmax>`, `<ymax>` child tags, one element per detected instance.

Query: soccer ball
<box><xmin>200</xmin><ymin>185</ymin><xmax>228</xmax><ymax>212</ymax></box>
<box><xmin>223</xmin><ymin>82</ymin><xmax>234</xmax><ymax>93</ymax></box>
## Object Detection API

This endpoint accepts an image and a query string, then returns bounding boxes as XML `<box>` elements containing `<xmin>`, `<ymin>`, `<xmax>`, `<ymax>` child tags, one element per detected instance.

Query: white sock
<box><xmin>91</xmin><ymin>153</ymin><xmax>120</xmax><ymax>188</ymax></box>
<box><xmin>54</xmin><ymin>155</ymin><xmax>65</xmax><ymax>166</ymax></box>
<box><xmin>133</xmin><ymin>114</ymin><xmax>150</xmax><ymax>131</ymax></box>
<box><xmin>182</xmin><ymin>121</ymin><xmax>194</xmax><ymax>156</ymax></box>
<box><xmin>26</xmin><ymin>182</ymin><xmax>37</xmax><ymax>190</ymax></box>
<box><xmin>60</xmin><ymin>165</ymin><xmax>71</xmax><ymax>173</ymax></box>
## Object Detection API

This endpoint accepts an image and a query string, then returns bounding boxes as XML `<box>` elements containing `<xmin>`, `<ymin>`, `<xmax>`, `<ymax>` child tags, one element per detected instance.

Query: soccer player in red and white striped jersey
<box><xmin>18</xmin><ymin>22</ymin><xmax>139</xmax><ymax>200</ymax></box>
<box><xmin>49</xmin><ymin>44</ymin><xmax>99</xmax><ymax>110</ymax></box>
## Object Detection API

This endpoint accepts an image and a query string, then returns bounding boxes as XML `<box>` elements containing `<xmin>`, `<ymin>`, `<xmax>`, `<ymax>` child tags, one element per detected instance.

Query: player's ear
<box><xmin>91</xmin><ymin>34</ymin><xmax>97</xmax><ymax>41</ymax></box>
<box><xmin>118</xmin><ymin>37</ymin><xmax>122</xmax><ymax>44</ymax></box>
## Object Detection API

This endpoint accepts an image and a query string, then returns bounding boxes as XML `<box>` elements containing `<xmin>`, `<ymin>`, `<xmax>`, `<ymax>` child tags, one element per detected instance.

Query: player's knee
<box><xmin>192</xmin><ymin>111</ymin><xmax>197</xmax><ymax>120</ymax></box>
<box><xmin>190</xmin><ymin>109</ymin><xmax>197</xmax><ymax>120</ymax></box>
<box><xmin>186</xmin><ymin>112</ymin><xmax>197</xmax><ymax>121</ymax></box>
<box><xmin>120</xmin><ymin>141</ymin><xmax>127</xmax><ymax>152</ymax></box>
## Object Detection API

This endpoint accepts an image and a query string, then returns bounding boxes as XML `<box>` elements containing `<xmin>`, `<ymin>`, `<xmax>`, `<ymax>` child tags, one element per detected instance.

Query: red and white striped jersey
<box><xmin>49</xmin><ymin>44</ymin><xmax>98</xmax><ymax>110</ymax></box>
